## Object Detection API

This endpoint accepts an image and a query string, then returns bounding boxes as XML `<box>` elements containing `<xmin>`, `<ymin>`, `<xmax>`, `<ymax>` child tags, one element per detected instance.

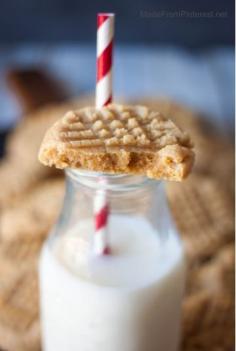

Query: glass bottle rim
<box><xmin>66</xmin><ymin>168</ymin><xmax>160</xmax><ymax>191</ymax></box>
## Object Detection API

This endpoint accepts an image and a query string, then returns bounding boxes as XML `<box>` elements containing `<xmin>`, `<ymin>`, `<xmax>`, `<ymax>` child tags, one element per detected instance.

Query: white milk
<box><xmin>40</xmin><ymin>215</ymin><xmax>185</xmax><ymax>351</ymax></box>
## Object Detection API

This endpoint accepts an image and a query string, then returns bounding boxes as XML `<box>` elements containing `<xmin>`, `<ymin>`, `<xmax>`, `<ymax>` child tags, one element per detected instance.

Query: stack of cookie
<box><xmin>0</xmin><ymin>97</ymin><xmax>234</xmax><ymax>351</ymax></box>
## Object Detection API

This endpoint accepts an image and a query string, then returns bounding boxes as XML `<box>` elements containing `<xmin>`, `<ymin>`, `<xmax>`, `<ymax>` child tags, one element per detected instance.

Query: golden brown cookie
<box><xmin>1</xmin><ymin>179</ymin><xmax>64</xmax><ymax>243</ymax></box>
<box><xmin>187</xmin><ymin>244</ymin><xmax>235</xmax><ymax>296</ymax></box>
<box><xmin>0</xmin><ymin>180</ymin><xmax>65</xmax><ymax>351</ymax></box>
<box><xmin>167</xmin><ymin>174</ymin><xmax>234</xmax><ymax>263</ymax></box>
<box><xmin>0</xmin><ymin>265</ymin><xmax>40</xmax><ymax>351</ymax></box>
<box><xmin>182</xmin><ymin>291</ymin><xmax>234</xmax><ymax>351</ymax></box>
<box><xmin>0</xmin><ymin>96</ymin><xmax>210</xmax><ymax>207</ymax></box>
<box><xmin>0</xmin><ymin>159</ymin><xmax>55</xmax><ymax>208</ymax></box>
<box><xmin>0</xmin><ymin>97</ymin><xmax>93</xmax><ymax>208</ymax></box>
<box><xmin>6</xmin><ymin>96</ymin><xmax>94</xmax><ymax>160</ymax></box>
<box><xmin>131</xmin><ymin>97</ymin><xmax>203</xmax><ymax>137</ymax></box>
<box><xmin>193</xmin><ymin>133</ymin><xmax>235</xmax><ymax>194</ymax></box>
<box><xmin>39</xmin><ymin>104</ymin><xmax>195</xmax><ymax>181</ymax></box>
<box><xmin>0</xmin><ymin>237</ymin><xmax>44</xmax><ymax>268</ymax></box>
<box><xmin>136</xmin><ymin>99</ymin><xmax>234</xmax><ymax>190</ymax></box>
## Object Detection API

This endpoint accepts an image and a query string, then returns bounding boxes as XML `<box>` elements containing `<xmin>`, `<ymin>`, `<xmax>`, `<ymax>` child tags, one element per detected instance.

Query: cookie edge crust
<box><xmin>39</xmin><ymin>141</ymin><xmax>194</xmax><ymax>181</ymax></box>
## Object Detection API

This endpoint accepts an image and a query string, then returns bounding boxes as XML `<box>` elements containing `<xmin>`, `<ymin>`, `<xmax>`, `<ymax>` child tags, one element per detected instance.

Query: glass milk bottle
<box><xmin>39</xmin><ymin>169</ymin><xmax>186</xmax><ymax>351</ymax></box>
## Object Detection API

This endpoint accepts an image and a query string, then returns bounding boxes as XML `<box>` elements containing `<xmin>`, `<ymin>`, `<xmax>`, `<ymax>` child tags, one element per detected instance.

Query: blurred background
<box><xmin>0</xmin><ymin>0</ymin><xmax>234</xmax><ymax>138</ymax></box>
<box><xmin>0</xmin><ymin>1</ymin><xmax>234</xmax><ymax>351</ymax></box>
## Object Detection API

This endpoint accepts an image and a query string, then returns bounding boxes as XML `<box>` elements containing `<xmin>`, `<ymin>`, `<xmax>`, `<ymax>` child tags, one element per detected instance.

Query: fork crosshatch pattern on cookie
<box><xmin>39</xmin><ymin>104</ymin><xmax>195</xmax><ymax>181</ymax></box>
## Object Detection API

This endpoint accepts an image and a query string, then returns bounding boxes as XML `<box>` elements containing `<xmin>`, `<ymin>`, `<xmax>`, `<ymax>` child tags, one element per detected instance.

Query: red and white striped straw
<box><xmin>94</xmin><ymin>13</ymin><xmax>115</xmax><ymax>255</ymax></box>
<box><xmin>94</xmin><ymin>178</ymin><xmax>110</xmax><ymax>255</ymax></box>
<box><xmin>96</xmin><ymin>13</ymin><xmax>114</xmax><ymax>108</ymax></box>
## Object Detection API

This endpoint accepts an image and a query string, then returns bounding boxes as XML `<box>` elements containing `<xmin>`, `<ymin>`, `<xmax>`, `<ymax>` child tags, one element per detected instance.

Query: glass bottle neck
<box><xmin>66</xmin><ymin>169</ymin><xmax>159</xmax><ymax>192</ymax></box>
<box><xmin>50</xmin><ymin>168</ymin><xmax>177</xmax><ymax>247</ymax></box>
<box><xmin>60</xmin><ymin>169</ymin><xmax>171</xmax><ymax>236</ymax></box>
<box><xmin>64</xmin><ymin>169</ymin><xmax>165</xmax><ymax>221</ymax></box>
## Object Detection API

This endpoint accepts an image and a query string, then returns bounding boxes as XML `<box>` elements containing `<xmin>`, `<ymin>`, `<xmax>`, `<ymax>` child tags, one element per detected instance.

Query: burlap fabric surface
<box><xmin>0</xmin><ymin>97</ymin><xmax>234</xmax><ymax>351</ymax></box>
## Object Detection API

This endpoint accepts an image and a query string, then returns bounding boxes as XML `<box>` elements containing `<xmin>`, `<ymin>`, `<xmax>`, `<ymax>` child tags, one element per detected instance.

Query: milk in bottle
<box><xmin>40</xmin><ymin>171</ymin><xmax>185</xmax><ymax>351</ymax></box>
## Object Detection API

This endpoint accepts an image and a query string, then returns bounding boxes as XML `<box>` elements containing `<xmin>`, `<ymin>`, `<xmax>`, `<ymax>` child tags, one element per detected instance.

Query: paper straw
<box><xmin>94</xmin><ymin>177</ymin><xmax>110</xmax><ymax>255</ymax></box>
<box><xmin>96</xmin><ymin>13</ymin><xmax>114</xmax><ymax>108</ymax></box>
<box><xmin>94</xmin><ymin>13</ymin><xmax>115</xmax><ymax>255</ymax></box>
